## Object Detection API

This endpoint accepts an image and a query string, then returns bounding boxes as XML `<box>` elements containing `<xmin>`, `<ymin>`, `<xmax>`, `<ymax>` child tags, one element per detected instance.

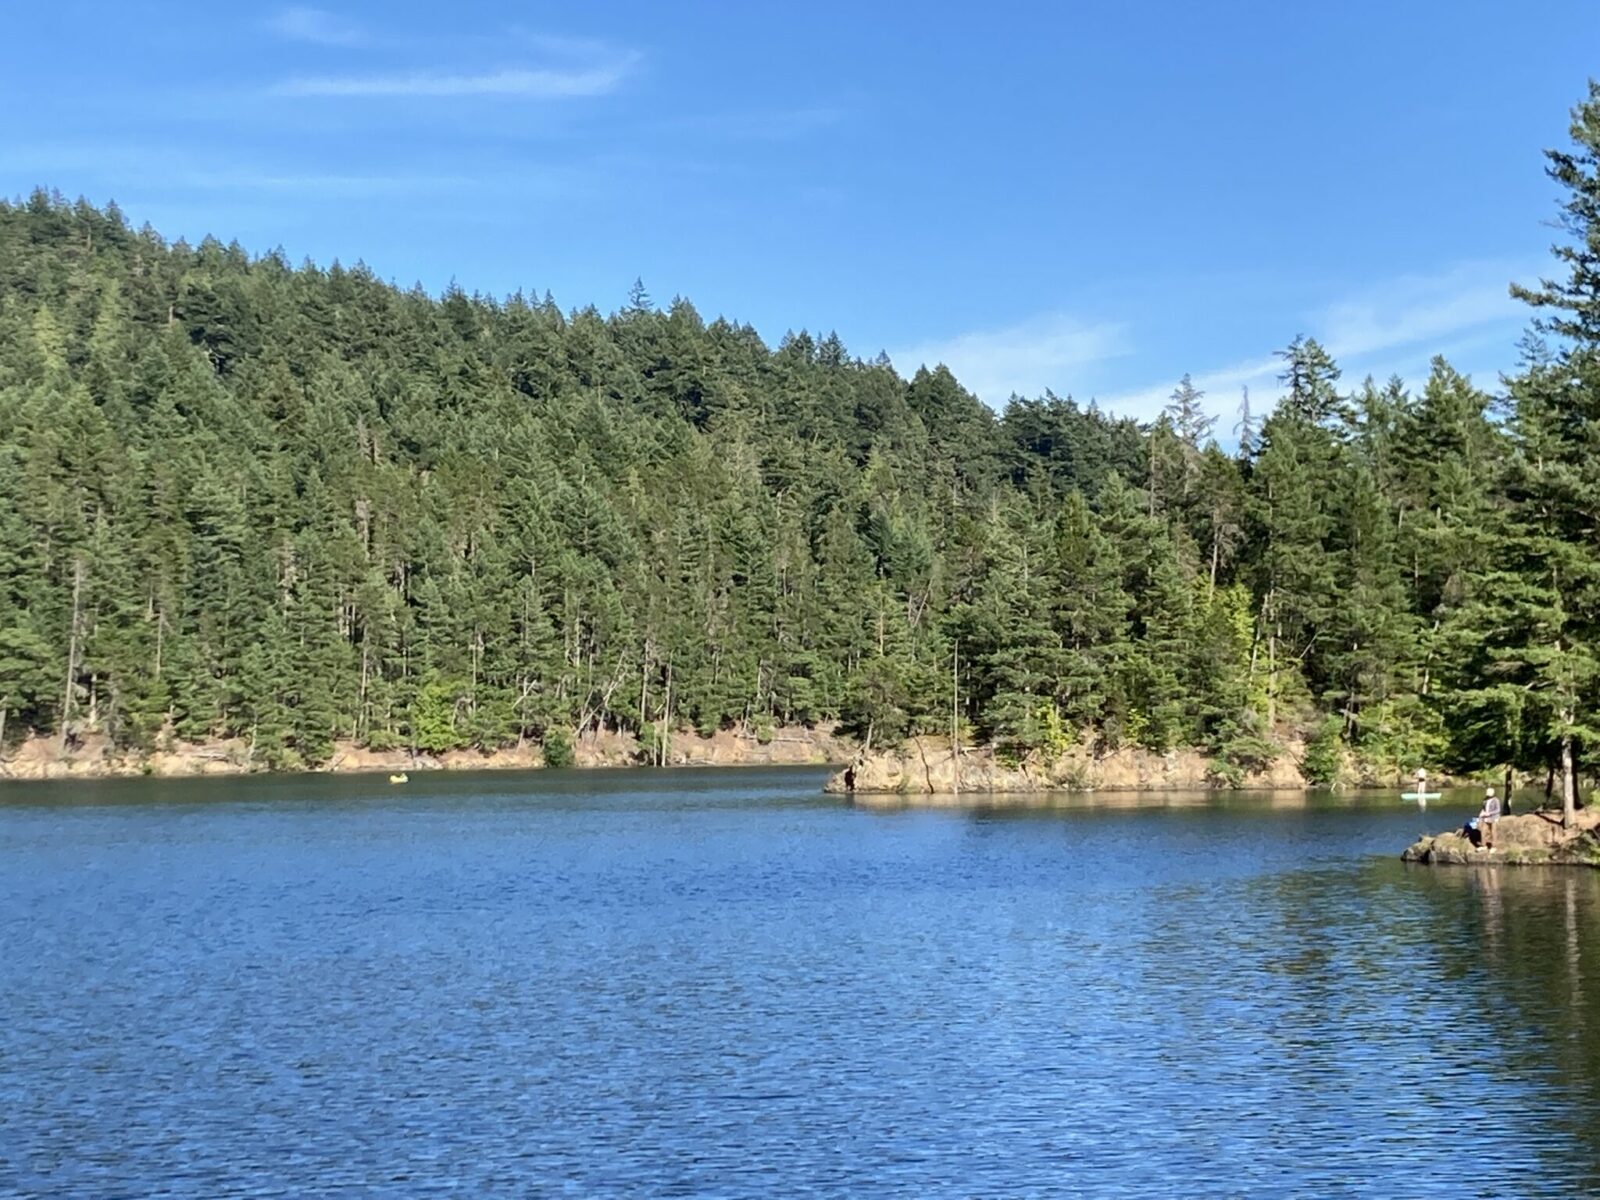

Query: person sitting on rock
<box><xmin>1478</xmin><ymin>786</ymin><xmax>1501</xmax><ymax>851</ymax></box>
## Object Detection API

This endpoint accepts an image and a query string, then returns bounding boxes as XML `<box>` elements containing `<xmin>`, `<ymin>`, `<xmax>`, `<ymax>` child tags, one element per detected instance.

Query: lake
<box><xmin>2</xmin><ymin>768</ymin><xmax>1598</xmax><ymax>1197</ymax></box>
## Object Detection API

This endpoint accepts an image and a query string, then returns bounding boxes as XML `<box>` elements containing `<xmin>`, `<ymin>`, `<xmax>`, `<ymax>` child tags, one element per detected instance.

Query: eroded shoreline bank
<box><xmin>0</xmin><ymin>724</ymin><xmax>853</xmax><ymax>783</ymax></box>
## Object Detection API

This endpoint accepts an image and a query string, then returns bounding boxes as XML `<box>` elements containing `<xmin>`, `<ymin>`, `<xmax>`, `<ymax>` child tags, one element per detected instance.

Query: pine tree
<box><xmin>1250</xmin><ymin>398</ymin><xmax>1343</xmax><ymax>726</ymax></box>
<box><xmin>6</xmin><ymin>137</ymin><xmax>1600</xmax><ymax>791</ymax></box>
<box><xmin>1502</xmin><ymin>81</ymin><xmax>1600</xmax><ymax>824</ymax></box>
<box><xmin>1050</xmin><ymin>488</ymin><xmax>1131</xmax><ymax>735</ymax></box>
<box><xmin>1276</xmin><ymin>335</ymin><xmax>1349</xmax><ymax>428</ymax></box>
<box><xmin>1165</xmin><ymin>373</ymin><xmax>1216</xmax><ymax>448</ymax></box>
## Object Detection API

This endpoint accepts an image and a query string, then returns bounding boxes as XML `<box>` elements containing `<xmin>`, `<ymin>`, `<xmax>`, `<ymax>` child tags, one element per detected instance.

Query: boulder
<box><xmin>825</xmin><ymin>736</ymin><xmax>1307</xmax><ymax>796</ymax></box>
<box><xmin>1402</xmin><ymin>808</ymin><xmax>1600</xmax><ymax>868</ymax></box>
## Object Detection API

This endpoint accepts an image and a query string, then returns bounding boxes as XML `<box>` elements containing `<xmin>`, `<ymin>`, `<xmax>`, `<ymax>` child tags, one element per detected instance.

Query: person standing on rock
<box><xmin>1478</xmin><ymin>786</ymin><xmax>1502</xmax><ymax>851</ymax></box>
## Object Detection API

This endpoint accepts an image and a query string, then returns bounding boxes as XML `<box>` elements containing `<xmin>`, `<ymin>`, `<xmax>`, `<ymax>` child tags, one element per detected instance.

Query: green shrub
<box><xmin>1207</xmin><ymin>758</ymin><xmax>1246</xmax><ymax>788</ymax></box>
<box><xmin>411</xmin><ymin>677</ymin><xmax>466</xmax><ymax>754</ymax></box>
<box><xmin>1302</xmin><ymin>717</ymin><xmax>1344</xmax><ymax>786</ymax></box>
<box><xmin>542</xmin><ymin>726</ymin><xmax>575</xmax><ymax>769</ymax></box>
<box><xmin>1210</xmin><ymin>724</ymin><xmax>1279</xmax><ymax>786</ymax></box>
<box><xmin>364</xmin><ymin>727</ymin><xmax>401</xmax><ymax>753</ymax></box>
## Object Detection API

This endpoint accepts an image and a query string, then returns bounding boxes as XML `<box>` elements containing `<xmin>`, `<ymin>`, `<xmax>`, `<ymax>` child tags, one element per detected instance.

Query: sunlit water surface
<box><xmin>3</xmin><ymin>769</ymin><xmax>1598</xmax><ymax>1197</ymax></box>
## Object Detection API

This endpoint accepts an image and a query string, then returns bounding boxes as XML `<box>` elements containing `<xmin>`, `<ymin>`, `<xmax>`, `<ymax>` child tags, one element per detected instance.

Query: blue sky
<box><xmin>3</xmin><ymin>1</ymin><xmax>1597</xmax><ymax>423</ymax></box>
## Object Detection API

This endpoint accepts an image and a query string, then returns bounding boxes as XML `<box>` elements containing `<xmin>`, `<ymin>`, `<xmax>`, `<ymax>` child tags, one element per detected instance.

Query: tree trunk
<box><xmin>59</xmin><ymin>558</ymin><xmax>85</xmax><ymax>753</ymax></box>
<box><xmin>659</xmin><ymin>660</ymin><xmax>673</xmax><ymax>768</ymax></box>
<box><xmin>1503</xmin><ymin>764</ymin><xmax>1514</xmax><ymax>815</ymax></box>
<box><xmin>1267</xmin><ymin>623</ymin><xmax>1277</xmax><ymax>730</ymax></box>
<box><xmin>1561</xmin><ymin>727</ymin><xmax>1577</xmax><ymax>829</ymax></box>
<box><xmin>951</xmin><ymin>641</ymin><xmax>960</xmax><ymax>799</ymax></box>
<box><xmin>358</xmin><ymin>642</ymin><xmax>371</xmax><ymax>740</ymax></box>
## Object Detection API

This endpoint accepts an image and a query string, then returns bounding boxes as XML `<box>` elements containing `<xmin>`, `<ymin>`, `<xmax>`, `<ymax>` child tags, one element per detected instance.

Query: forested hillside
<box><xmin>4</xmin><ymin>85</ymin><xmax>1600</xmax><ymax>802</ymax></box>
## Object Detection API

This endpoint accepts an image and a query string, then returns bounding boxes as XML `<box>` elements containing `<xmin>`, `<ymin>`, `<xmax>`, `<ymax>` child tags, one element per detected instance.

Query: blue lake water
<box><xmin>2</xmin><ymin>768</ymin><xmax>1598</xmax><ymax>1197</ymax></box>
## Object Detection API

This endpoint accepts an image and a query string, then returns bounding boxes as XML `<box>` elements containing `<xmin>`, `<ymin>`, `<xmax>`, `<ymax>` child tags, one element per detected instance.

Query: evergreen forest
<box><xmin>5</xmin><ymin>84</ymin><xmax>1600</xmax><ymax>810</ymax></box>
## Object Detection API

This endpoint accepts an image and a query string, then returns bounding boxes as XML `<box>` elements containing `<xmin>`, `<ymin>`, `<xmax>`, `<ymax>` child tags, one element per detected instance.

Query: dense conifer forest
<box><xmin>4</xmin><ymin>85</ymin><xmax>1600</xmax><ymax>807</ymax></box>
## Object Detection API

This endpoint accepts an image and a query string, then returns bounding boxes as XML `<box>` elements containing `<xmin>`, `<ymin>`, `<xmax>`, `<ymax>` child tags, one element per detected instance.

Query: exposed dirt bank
<box><xmin>0</xmin><ymin>724</ymin><xmax>853</xmax><ymax>782</ymax></box>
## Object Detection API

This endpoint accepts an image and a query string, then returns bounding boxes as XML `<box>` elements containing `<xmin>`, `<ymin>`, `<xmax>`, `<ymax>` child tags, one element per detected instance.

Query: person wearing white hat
<box><xmin>1478</xmin><ymin>785</ymin><xmax>1502</xmax><ymax>851</ymax></box>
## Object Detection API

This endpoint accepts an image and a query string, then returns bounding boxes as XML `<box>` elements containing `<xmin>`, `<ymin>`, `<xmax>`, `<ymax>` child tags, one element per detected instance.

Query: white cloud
<box><xmin>1096</xmin><ymin>258</ymin><xmax>1538</xmax><ymax>423</ymax></box>
<box><xmin>1317</xmin><ymin>259</ymin><xmax>1527</xmax><ymax>361</ymax></box>
<box><xmin>887</xmin><ymin>313</ymin><xmax>1129</xmax><ymax>406</ymax></box>
<box><xmin>274</xmin><ymin>58</ymin><xmax>638</xmax><ymax>99</ymax></box>
<box><xmin>266</xmin><ymin>6</ymin><xmax>368</xmax><ymax>47</ymax></box>
<box><xmin>1097</xmin><ymin>356</ymin><xmax>1282</xmax><ymax>424</ymax></box>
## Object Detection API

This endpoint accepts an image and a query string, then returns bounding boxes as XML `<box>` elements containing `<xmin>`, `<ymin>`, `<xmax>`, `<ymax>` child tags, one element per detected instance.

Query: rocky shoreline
<box><xmin>0</xmin><ymin>724</ymin><xmax>853</xmax><ymax>782</ymax></box>
<box><xmin>824</xmin><ymin>736</ymin><xmax>1340</xmax><ymax>796</ymax></box>
<box><xmin>1402</xmin><ymin>808</ymin><xmax>1600</xmax><ymax>868</ymax></box>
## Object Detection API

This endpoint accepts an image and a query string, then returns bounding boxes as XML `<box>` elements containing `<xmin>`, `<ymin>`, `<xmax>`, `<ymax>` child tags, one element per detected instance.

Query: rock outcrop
<box><xmin>1402</xmin><ymin>808</ymin><xmax>1600</xmax><ymax>868</ymax></box>
<box><xmin>576</xmin><ymin>723</ymin><xmax>852</xmax><ymax>768</ymax></box>
<box><xmin>825</xmin><ymin>736</ymin><xmax>1309</xmax><ymax>796</ymax></box>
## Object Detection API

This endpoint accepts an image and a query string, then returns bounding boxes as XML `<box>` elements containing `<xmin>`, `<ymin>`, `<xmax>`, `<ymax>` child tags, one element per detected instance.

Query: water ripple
<box><xmin>1</xmin><ymin>771</ymin><xmax>1597</xmax><ymax>1197</ymax></box>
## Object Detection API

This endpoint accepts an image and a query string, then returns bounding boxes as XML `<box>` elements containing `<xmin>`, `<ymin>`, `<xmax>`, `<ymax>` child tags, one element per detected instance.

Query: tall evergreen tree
<box><xmin>1502</xmin><ymin>81</ymin><xmax>1600</xmax><ymax>825</ymax></box>
<box><xmin>5</xmin><ymin>82</ymin><xmax>1600</xmax><ymax>804</ymax></box>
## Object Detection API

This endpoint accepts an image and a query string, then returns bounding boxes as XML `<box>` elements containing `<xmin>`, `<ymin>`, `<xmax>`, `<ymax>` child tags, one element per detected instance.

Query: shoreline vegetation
<box><xmin>0</xmin><ymin>723</ymin><xmax>1364</xmax><ymax>787</ymax></box>
<box><xmin>0</xmin><ymin>727</ymin><xmax>1466</xmax><ymax>794</ymax></box>
<box><xmin>2</xmin><ymin>721</ymin><xmax>1458</xmax><ymax>789</ymax></box>
<box><xmin>5</xmin><ymin>85</ymin><xmax>1600</xmax><ymax>819</ymax></box>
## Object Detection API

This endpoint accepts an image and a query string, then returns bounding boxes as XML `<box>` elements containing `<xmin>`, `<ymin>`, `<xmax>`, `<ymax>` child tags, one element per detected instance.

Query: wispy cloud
<box><xmin>1317</xmin><ymin>260</ymin><xmax>1528</xmax><ymax>361</ymax></box>
<box><xmin>266</xmin><ymin>6</ymin><xmax>368</xmax><ymax>48</ymax></box>
<box><xmin>1096</xmin><ymin>258</ymin><xmax>1537</xmax><ymax>422</ymax></box>
<box><xmin>274</xmin><ymin>56</ymin><xmax>639</xmax><ymax>99</ymax></box>
<box><xmin>887</xmin><ymin>313</ymin><xmax>1130</xmax><ymax>406</ymax></box>
<box><xmin>1096</xmin><ymin>356</ymin><xmax>1282</xmax><ymax>425</ymax></box>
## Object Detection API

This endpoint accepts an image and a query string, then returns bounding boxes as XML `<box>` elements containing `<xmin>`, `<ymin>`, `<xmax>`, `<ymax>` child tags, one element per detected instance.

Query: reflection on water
<box><xmin>1403</xmin><ymin>865</ymin><xmax>1600</xmax><ymax>1191</ymax></box>
<box><xmin>853</xmin><ymin>786</ymin><xmax>1410</xmax><ymax>813</ymax></box>
<box><xmin>1</xmin><ymin>770</ymin><xmax>1597</xmax><ymax>1197</ymax></box>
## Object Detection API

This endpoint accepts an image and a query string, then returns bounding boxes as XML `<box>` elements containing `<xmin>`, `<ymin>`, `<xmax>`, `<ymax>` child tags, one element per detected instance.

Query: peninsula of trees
<box><xmin>5</xmin><ymin>84</ymin><xmax>1600</xmax><ymax>817</ymax></box>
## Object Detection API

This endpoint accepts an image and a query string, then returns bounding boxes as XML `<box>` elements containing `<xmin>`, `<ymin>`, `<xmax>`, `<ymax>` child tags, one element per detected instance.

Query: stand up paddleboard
<box><xmin>1400</xmin><ymin>791</ymin><xmax>1441</xmax><ymax>800</ymax></box>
